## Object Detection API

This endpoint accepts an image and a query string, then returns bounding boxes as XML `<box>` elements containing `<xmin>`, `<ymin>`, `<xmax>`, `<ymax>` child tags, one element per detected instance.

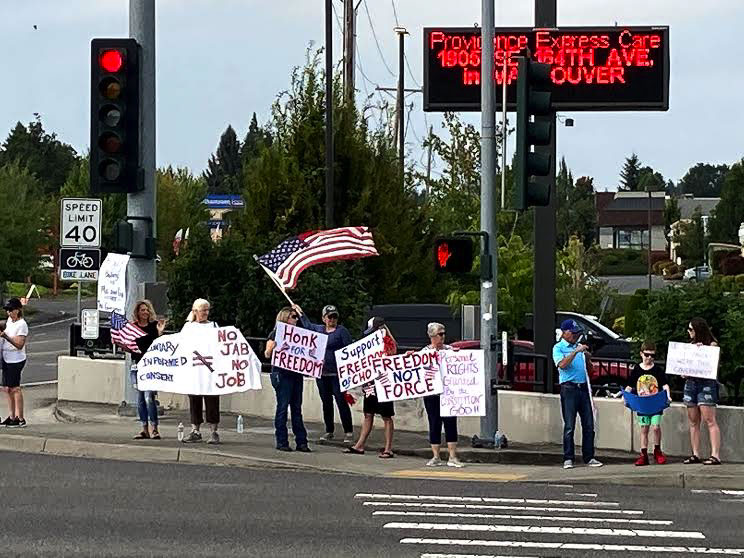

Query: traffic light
<box><xmin>434</xmin><ymin>237</ymin><xmax>474</xmax><ymax>273</ymax></box>
<box><xmin>513</xmin><ymin>56</ymin><xmax>553</xmax><ymax>210</ymax></box>
<box><xmin>90</xmin><ymin>38</ymin><xmax>142</xmax><ymax>194</ymax></box>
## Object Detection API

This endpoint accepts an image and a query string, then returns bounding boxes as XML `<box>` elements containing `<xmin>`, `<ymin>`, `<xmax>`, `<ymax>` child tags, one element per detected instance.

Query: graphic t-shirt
<box><xmin>627</xmin><ymin>362</ymin><xmax>669</xmax><ymax>414</ymax></box>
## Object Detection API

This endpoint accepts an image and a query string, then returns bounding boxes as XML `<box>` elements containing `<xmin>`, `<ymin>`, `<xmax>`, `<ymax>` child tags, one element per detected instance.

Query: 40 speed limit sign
<box><xmin>61</xmin><ymin>198</ymin><xmax>102</xmax><ymax>248</ymax></box>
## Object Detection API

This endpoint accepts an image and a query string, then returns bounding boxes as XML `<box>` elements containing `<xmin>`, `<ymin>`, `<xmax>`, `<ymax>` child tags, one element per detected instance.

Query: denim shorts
<box><xmin>683</xmin><ymin>379</ymin><xmax>719</xmax><ymax>407</ymax></box>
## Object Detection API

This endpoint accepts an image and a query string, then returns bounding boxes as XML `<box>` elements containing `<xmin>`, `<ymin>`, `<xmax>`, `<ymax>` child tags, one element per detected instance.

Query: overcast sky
<box><xmin>1</xmin><ymin>0</ymin><xmax>742</xmax><ymax>191</ymax></box>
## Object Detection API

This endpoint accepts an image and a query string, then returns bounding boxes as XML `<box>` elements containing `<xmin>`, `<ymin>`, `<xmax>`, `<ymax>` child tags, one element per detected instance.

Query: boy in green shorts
<box><xmin>625</xmin><ymin>341</ymin><xmax>671</xmax><ymax>466</ymax></box>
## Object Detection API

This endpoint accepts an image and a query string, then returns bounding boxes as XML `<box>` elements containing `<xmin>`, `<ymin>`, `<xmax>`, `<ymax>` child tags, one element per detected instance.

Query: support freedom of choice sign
<box><xmin>335</xmin><ymin>329</ymin><xmax>386</xmax><ymax>391</ymax></box>
<box><xmin>271</xmin><ymin>322</ymin><xmax>328</xmax><ymax>379</ymax></box>
<box><xmin>373</xmin><ymin>349</ymin><xmax>443</xmax><ymax>402</ymax></box>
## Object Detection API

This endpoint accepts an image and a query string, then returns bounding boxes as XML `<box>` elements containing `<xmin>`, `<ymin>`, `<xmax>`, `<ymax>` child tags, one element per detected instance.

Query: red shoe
<box><xmin>635</xmin><ymin>452</ymin><xmax>649</xmax><ymax>466</ymax></box>
<box><xmin>653</xmin><ymin>447</ymin><xmax>667</xmax><ymax>465</ymax></box>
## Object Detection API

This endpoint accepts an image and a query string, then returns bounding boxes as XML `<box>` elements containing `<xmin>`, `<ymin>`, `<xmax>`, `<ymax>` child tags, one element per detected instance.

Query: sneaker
<box><xmin>343</xmin><ymin>432</ymin><xmax>354</xmax><ymax>443</ymax></box>
<box><xmin>447</xmin><ymin>457</ymin><xmax>465</xmax><ymax>468</ymax></box>
<box><xmin>586</xmin><ymin>458</ymin><xmax>604</xmax><ymax>467</ymax></box>
<box><xmin>277</xmin><ymin>445</ymin><xmax>293</xmax><ymax>452</ymax></box>
<box><xmin>1</xmin><ymin>416</ymin><xmax>14</xmax><ymax>427</ymax></box>
<box><xmin>206</xmin><ymin>432</ymin><xmax>220</xmax><ymax>445</ymax></box>
<box><xmin>563</xmin><ymin>459</ymin><xmax>574</xmax><ymax>469</ymax></box>
<box><xmin>319</xmin><ymin>432</ymin><xmax>334</xmax><ymax>442</ymax></box>
<box><xmin>653</xmin><ymin>447</ymin><xmax>667</xmax><ymax>465</ymax></box>
<box><xmin>426</xmin><ymin>456</ymin><xmax>444</xmax><ymax>467</ymax></box>
<box><xmin>182</xmin><ymin>431</ymin><xmax>202</xmax><ymax>443</ymax></box>
<box><xmin>16</xmin><ymin>419</ymin><xmax>26</xmax><ymax>428</ymax></box>
<box><xmin>5</xmin><ymin>418</ymin><xmax>20</xmax><ymax>428</ymax></box>
<box><xmin>296</xmin><ymin>445</ymin><xmax>312</xmax><ymax>453</ymax></box>
<box><xmin>635</xmin><ymin>452</ymin><xmax>649</xmax><ymax>466</ymax></box>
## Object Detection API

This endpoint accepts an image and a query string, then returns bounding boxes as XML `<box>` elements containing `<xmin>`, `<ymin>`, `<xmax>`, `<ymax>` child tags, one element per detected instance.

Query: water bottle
<box><xmin>494</xmin><ymin>430</ymin><xmax>506</xmax><ymax>449</ymax></box>
<box><xmin>237</xmin><ymin>415</ymin><xmax>244</xmax><ymax>434</ymax></box>
<box><xmin>177</xmin><ymin>422</ymin><xmax>184</xmax><ymax>442</ymax></box>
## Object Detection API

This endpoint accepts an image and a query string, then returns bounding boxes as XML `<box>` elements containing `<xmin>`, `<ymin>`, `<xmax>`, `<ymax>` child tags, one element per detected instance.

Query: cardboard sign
<box><xmin>137</xmin><ymin>326</ymin><xmax>262</xmax><ymax>395</ymax></box>
<box><xmin>271</xmin><ymin>322</ymin><xmax>327</xmax><ymax>378</ymax></box>
<box><xmin>335</xmin><ymin>329</ymin><xmax>386</xmax><ymax>391</ymax></box>
<box><xmin>373</xmin><ymin>349</ymin><xmax>443</xmax><ymax>402</ymax></box>
<box><xmin>665</xmin><ymin>341</ymin><xmax>720</xmax><ymax>380</ymax></box>
<box><xmin>439</xmin><ymin>349</ymin><xmax>486</xmax><ymax>417</ymax></box>
<box><xmin>97</xmin><ymin>253</ymin><xmax>130</xmax><ymax>314</ymax></box>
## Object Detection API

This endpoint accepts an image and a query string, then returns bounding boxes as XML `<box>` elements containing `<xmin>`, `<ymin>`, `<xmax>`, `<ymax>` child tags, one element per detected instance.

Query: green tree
<box><xmin>240</xmin><ymin>113</ymin><xmax>273</xmax><ymax>166</ymax></box>
<box><xmin>708</xmin><ymin>159</ymin><xmax>744</xmax><ymax>243</ymax></box>
<box><xmin>672</xmin><ymin>209</ymin><xmax>706</xmax><ymax>267</ymax></box>
<box><xmin>555</xmin><ymin>157</ymin><xmax>596</xmax><ymax>248</ymax></box>
<box><xmin>556</xmin><ymin>235</ymin><xmax>615</xmax><ymax>317</ymax></box>
<box><xmin>664</xmin><ymin>197</ymin><xmax>681</xmax><ymax>237</ymax></box>
<box><xmin>638</xmin><ymin>165</ymin><xmax>666</xmax><ymax>192</ymax></box>
<box><xmin>203</xmin><ymin>125</ymin><xmax>242</xmax><ymax>194</ymax></box>
<box><xmin>678</xmin><ymin>162</ymin><xmax>729</xmax><ymax>198</ymax></box>
<box><xmin>619</xmin><ymin>152</ymin><xmax>641</xmax><ymax>191</ymax></box>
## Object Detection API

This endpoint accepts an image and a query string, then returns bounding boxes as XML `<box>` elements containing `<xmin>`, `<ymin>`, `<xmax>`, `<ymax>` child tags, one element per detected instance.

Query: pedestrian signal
<box><xmin>434</xmin><ymin>237</ymin><xmax>473</xmax><ymax>273</ymax></box>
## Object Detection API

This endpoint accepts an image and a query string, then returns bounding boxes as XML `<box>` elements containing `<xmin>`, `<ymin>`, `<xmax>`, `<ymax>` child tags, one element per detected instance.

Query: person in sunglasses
<box><xmin>625</xmin><ymin>341</ymin><xmax>670</xmax><ymax>466</ymax></box>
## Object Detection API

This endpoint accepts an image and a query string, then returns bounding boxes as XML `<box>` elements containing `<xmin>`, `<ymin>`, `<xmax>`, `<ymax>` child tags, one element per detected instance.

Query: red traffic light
<box><xmin>437</xmin><ymin>242</ymin><xmax>452</xmax><ymax>268</ymax></box>
<box><xmin>100</xmin><ymin>49</ymin><xmax>123</xmax><ymax>73</ymax></box>
<box><xmin>433</xmin><ymin>237</ymin><xmax>473</xmax><ymax>273</ymax></box>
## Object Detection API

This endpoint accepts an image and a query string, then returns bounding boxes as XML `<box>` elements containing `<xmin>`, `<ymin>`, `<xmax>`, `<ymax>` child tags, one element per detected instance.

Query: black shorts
<box><xmin>1</xmin><ymin>360</ymin><xmax>26</xmax><ymax>388</ymax></box>
<box><xmin>363</xmin><ymin>394</ymin><xmax>395</xmax><ymax>418</ymax></box>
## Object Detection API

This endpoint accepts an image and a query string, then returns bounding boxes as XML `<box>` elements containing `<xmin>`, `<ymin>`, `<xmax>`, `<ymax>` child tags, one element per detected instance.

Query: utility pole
<box><xmin>125</xmin><ymin>0</ymin><xmax>156</xmax><ymax>409</ymax></box>
<box><xmin>480</xmin><ymin>0</ymin><xmax>498</xmax><ymax>441</ymax></box>
<box><xmin>425</xmin><ymin>124</ymin><xmax>433</xmax><ymax>197</ymax></box>
<box><xmin>533</xmin><ymin>0</ymin><xmax>557</xmax><ymax>393</ymax></box>
<box><xmin>342</xmin><ymin>0</ymin><xmax>357</xmax><ymax>104</ymax></box>
<box><xmin>648</xmin><ymin>189</ymin><xmax>652</xmax><ymax>291</ymax></box>
<box><xmin>325</xmin><ymin>0</ymin><xmax>334</xmax><ymax>227</ymax></box>
<box><xmin>394</xmin><ymin>27</ymin><xmax>408</xmax><ymax>186</ymax></box>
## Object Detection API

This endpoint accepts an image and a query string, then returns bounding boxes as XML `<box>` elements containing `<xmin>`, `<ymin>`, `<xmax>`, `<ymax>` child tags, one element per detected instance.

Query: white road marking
<box><xmin>372</xmin><ymin>510</ymin><xmax>672</xmax><ymax>525</ymax></box>
<box><xmin>384</xmin><ymin>522</ymin><xmax>705</xmax><ymax>539</ymax></box>
<box><xmin>363</xmin><ymin>501</ymin><xmax>644</xmax><ymax>515</ymax></box>
<box><xmin>401</xmin><ymin>538</ymin><xmax>744</xmax><ymax>554</ymax></box>
<box><xmin>355</xmin><ymin>493</ymin><xmax>619</xmax><ymax>507</ymax></box>
<box><xmin>26</xmin><ymin>350</ymin><xmax>67</xmax><ymax>357</ymax></box>
<box><xmin>421</xmin><ymin>554</ymin><xmax>540</xmax><ymax>558</ymax></box>
<box><xmin>33</xmin><ymin>317</ymin><xmax>76</xmax><ymax>328</ymax></box>
<box><xmin>565</xmin><ymin>492</ymin><xmax>597</xmax><ymax>497</ymax></box>
<box><xmin>692</xmin><ymin>489</ymin><xmax>744</xmax><ymax>496</ymax></box>
<box><xmin>547</xmin><ymin>484</ymin><xmax>573</xmax><ymax>488</ymax></box>
<box><xmin>20</xmin><ymin>380</ymin><xmax>58</xmax><ymax>387</ymax></box>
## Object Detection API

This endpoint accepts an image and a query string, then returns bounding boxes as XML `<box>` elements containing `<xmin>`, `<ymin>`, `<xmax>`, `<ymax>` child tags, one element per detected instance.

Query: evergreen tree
<box><xmin>638</xmin><ymin>166</ymin><xmax>666</xmax><ymax>192</ymax></box>
<box><xmin>673</xmin><ymin>209</ymin><xmax>706</xmax><ymax>267</ymax></box>
<box><xmin>556</xmin><ymin>158</ymin><xmax>596</xmax><ymax>248</ymax></box>
<box><xmin>203</xmin><ymin>125</ymin><xmax>242</xmax><ymax>194</ymax></box>
<box><xmin>678</xmin><ymin>163</ymin><xmax>729</xmax><ymax>198</ymax></box>
<box><xmin>708</xmin><ymin>159</ymin><xmax>744</xmax><ymax>243</ymax></box>
<box><xmin>619</xmin><ymin>152</ymin><xmax>641</xmax><ymax>191</ymax></box>
<box><xmin>240</xmin><ymin>113</ymin><xmax>273</xmax><ymax>166</ymax></box>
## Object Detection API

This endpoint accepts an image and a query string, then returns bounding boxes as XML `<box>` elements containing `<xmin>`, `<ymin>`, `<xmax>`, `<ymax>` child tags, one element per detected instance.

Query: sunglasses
<box><xmin>326</xmin><ymin>314</ymin><xmax>339</xmax><ymax>319</ymax></box>
<box><xmin>642</xmin><ymin>352</ymin><xmax>656</xmax><ymax>358</ymax></box>
<box><xmin>435</xmin><ymin>332</ymin><xmax>446</xmax><ymax>337</ymax></box>
<box><xmin>687</xmin><ymin>326</ymin><xmax>694</xmax><ymax>332</ymax></box>
<box><xmin>289</xmin><ymin>314</ymin><xmax>299</xmax><ymax>319</ymax></box>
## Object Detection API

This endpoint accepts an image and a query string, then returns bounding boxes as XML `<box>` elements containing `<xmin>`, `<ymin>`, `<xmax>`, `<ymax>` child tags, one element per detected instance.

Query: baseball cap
<box><xmin>363</xmin><ymin>316</ymin><xmax>385</xmax><ymax>335</ymax></box>
<box><xmin>560</xmin><ymin>319</ymin><xmax>582</xmax><ymax>334</ymax></box>
<box><xmin>322</xmin><ymin>304</ymin><xmax>339</xmax><ymax>317</ymax></box>
<box><xmin>2</xmin><ymin>298</ymin><xmax>22</xmax><ymax>311</ymax></box>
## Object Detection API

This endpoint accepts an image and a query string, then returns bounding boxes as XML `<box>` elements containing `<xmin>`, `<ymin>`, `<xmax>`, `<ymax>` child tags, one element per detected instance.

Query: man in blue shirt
<box><xmin>552</xmin><ymin>319</ymin><xmax>603</xmax><ymax>470</ymax></box>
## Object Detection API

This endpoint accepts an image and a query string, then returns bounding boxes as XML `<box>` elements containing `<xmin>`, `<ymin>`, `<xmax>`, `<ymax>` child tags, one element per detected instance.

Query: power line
<box><xmin>362</xmin><ymin>0</ymin><xmax>396</xmax><ymax>78</ymax></box>
<box><xmin>391</xmin><ymin>0</ymin><xmax>400</xmax><ymax>26</ymax></box>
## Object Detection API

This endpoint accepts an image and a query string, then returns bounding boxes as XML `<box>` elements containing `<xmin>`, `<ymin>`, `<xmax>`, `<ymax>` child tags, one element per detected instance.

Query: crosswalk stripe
<box><xmin>401</xmin><ymin>538</ymin><xmax>744</xmax><ymax>554</ymax></box>
<box><xmin>363</xmin><ymin>501</ymin><xmax>644</xmax><ymax>515</ymax></box>
<box><xmin>565</xmin><ymin>492</ymin><xmax>597</xmax><ymax>497</ymax></box>
<box><xmin>355</xmin><ymin>493</ymin><xmax>619</xmax><ymax>507</ymax></box>
<box><xmin>421</xmin><ymin>554</ymin><xmax>540</xmax><ymax>558</ymax></box>
<box><xmin>384</xmin><ymin>521</ymin><xmax>705</xmax><ymax>539</ymax></box>
<box><xmin>692</xmin><ymin>489</ymin><xmax>744</xmax><ymax>496</ymax></box>
<box><xmin>372</xmin><ymin>510</ymin><xmax>673</xmax><ymax>525</ymax></box>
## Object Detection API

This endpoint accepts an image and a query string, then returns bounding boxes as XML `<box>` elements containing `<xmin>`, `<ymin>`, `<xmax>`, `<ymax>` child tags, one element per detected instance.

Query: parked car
<box><xmin>683</xmin><ymin>265</ymin><xmax>711</xmax><ymax>281</ymax></box>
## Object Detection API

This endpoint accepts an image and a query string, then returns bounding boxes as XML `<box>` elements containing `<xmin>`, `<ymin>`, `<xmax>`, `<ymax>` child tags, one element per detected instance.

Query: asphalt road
<box><xmin>0</xmin><ymin>451</ymin><xmax>742</xmax><ymax>558</ymax></box>
<box><xmin>599</xmin><ymin>274</ymin><xmax>672</xmax><ymax>294</ymax></box>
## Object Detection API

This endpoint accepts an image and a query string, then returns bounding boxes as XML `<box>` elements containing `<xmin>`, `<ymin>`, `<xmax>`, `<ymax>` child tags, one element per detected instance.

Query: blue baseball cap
<box><xmin>560</xmin><ymin>319</ymin><xmax>582</xmax><ymax>334</ymax></box>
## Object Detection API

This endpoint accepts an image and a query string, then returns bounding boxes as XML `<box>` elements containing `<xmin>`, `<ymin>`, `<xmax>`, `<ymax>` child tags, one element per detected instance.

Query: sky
<box><xmin>1</xmin><ymin>0</ymin><xmax>743</xmax><ymax>191</ymax></box>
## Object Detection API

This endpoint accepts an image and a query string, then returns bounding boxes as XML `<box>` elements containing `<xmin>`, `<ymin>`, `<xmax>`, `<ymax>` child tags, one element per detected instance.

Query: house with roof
<box><xmin>668</xmin><ymin>195</ymin><xmax>720</xmax><ymax>262</ymax></box>
<box><xmin>595</xmin><ymin>191</ymin><xmax>666</xmax><ymax>253</ymax></box>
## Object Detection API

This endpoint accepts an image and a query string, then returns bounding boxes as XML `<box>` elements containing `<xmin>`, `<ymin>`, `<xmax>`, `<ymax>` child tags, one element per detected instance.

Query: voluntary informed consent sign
<box><xmin>271</xmin><ymin>322</ymin><xmax>328</xmax><ymax>378</ymax></box>
<box><xmin>665</xmin><ymin>341</ymin><xmax>720</xmax><ymax>381</ymax></box>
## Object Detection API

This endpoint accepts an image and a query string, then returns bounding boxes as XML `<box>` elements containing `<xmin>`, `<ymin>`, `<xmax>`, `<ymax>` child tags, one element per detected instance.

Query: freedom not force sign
<box><xmin>373</xmin><ymin>349</ymin><xmax>443</xmax><ymax>402</ymax></box>
<box><xmin>271</xmin><ymin>322</ymin><xmax>328</xmax><ymax>379</ymax></box>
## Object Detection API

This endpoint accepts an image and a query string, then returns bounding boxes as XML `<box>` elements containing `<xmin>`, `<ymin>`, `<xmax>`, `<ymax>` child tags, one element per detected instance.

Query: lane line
<box><xmin>20</xmin><ymin>380</ymin><xmax>58</xmax><ymax>387</ymax></box>
<box><xmin>400</xmin><ymin>538</ymin><xmax>744</xmax><ymax>554</ymax></box>
<box><xmin>383</xmin><ymin>521</ymin><xmax>705</xmax><ymax>539</ymax></box>
<box><xmin>421</xmin><ymin>554</ymin><xmax>540</xmax><ymax>558</ymax></box>
<box><xmin>355</xmin><ymin>493</ymin><xmax>620</xmax><ymax>507</ymax></box>
<box><xmin>26</xmin><ymin>350</ymin><xmax>68</xmax><ymax>357</ymax></box>
<box><xmin>388</xmin><ymin>470</ymin><xmax>526</xmax><ymax>481</ymax></box>
<box><xmin>692</xmin><ymin>489</ymin><xmax>744</xmax><ymax>496</ymax></box>
<box><xmin>547</xmin><ymin>484</ymin><xmax>573</xmax><ymax>488</ymax></box>
<box><xmin>363</xmin><ymin>502</ymin><xmax>644</xmax><ymax>515</ymax></box>
<box><xmin>565</xmin><ymin>492</ymin><xmax>597</xmax><ymax>498</ymax></box>
<box><xmin>32</xmin><ymin>317</ymin><xmax>76</xmax><ymax>328</ymax></box>
<box><xmin>372</xmin><ymin>511</ymin><xmax>673</xmax><ymax>525</ymax></box>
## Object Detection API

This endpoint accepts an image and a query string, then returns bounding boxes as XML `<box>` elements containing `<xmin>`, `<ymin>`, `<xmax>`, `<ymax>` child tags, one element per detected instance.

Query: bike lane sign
<box><xmin>60</xmin><ymin>198</ymin><xmax>102</xmax><ymax>248</ymax></box>
<box><xmin>59</xmin><ymin>248</ymin><xmax>101</xmax><ymax>282</ymax></box>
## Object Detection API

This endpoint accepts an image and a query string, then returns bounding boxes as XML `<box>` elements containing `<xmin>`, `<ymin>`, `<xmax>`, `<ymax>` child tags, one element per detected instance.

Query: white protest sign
<box><xmin>97</xmin><ymin>253</ymin><xmax>130</xmax><ymax>314</ymax></box>
<box><xmin>665</xmin><ymin>341</ymin><xmax>720</xmax><ymax>380</ymax></box>
<box><xmin>372</xmin><ymin>349</ymin><xmax>443</xmax><ymax>402</ymax></box>
<box><xmin>137</xmin><ymin>326</ymin><xmax>262</xmax><ymax>395</ymax></box>
<box><xmin>335</xmin><ymin>329</ymin><xmax>386</xmax><ymax>391</ymax></box>
<box><xmin>439</xmin><ymin>349</ymin><xmax>486</xmax><ymax>417</ymax></box>
<box><xmin>271</xmin><ymin>322</ymin><xmax>327</xmax><ymax>378</ymax></box>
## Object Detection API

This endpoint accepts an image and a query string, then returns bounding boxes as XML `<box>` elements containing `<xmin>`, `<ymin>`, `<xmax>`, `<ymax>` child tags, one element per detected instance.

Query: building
<box><xmin>596</xmin><ymin>191</ymin><xmax>666</xmax><ymax>252</ymax></box>
<box><xmin>668</xmin><ymin>195</ymin><xmax>720</xmax><ymax>262</ymax></box>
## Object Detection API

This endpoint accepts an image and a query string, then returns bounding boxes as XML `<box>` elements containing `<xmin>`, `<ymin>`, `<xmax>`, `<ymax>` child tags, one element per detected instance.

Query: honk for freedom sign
<box><xmin>271</xmin><ymin>322</ymin><xmax>327</xmax><ymax>378</ymax></box>
<box><xmin>439</xmin><ymin>349</ymin><xmax>486</xmax><ymax>417</ymax></box>
<box><xmin>335</xmin><ymin>329</ymin><xmax>386</xmax><ymax>391</ymax></box>
<box><xmin>137</xmin><ymin>326</ymin><xmax>262</xmax><ymax>395</ymax></box>
<box><xmin>373</xmin><ymin>349</ymin><xmax>443</xmax><ymax>402</ymax></box>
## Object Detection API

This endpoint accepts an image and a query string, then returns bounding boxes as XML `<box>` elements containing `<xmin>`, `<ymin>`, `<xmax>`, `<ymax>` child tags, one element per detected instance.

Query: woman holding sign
<box><xmin>265</xmin><ymin>306</ymin><xmax>310</xmax><ymax>452</ymax></box>
<box><xmin>683</xmin><ymin>317</ymin><xmax>722</xmax><ymax>465</ymax></box>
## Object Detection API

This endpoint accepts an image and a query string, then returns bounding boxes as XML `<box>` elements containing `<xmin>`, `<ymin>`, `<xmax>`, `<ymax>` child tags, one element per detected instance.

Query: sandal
<box><xmin>683</xmin><ymin>455</ymin><xmax>701</xmax><ymax>464</ymax></box>
<box><xmin>343</xmin><ymin>447</ymin><xmax>365</xmax><ymax>455</ymax></box>
<box><xmin>703</xmin><ymin>456</ymin><xmax>722</xmax><ymax>465</ymax></box>
<box><xmin>378</xmin><ymin>450</ymin><xmax>395</xmax><ymax>459</ymax></box>
<box><xmin>133</xmin><ymin>430</ymin><xmax>150</xmax><ymax>440</ymax></box>
<box><xmin>150</xmin><ymin>430</ymin><xmax>161</xmax><ymax>440</ymax></box>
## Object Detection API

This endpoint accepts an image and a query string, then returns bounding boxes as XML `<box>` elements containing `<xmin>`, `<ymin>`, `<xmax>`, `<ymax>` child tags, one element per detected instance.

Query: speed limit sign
<box><xmin>61</xmin><ymin>198</ymin><xmax>102</xmax><ymax>248</ymax></box>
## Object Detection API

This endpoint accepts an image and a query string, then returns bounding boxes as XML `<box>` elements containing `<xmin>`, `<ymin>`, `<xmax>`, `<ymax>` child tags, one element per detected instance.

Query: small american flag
<box><xmin>110</xmin><ymin>312</ymin><xmax>147</xmax><ymax>353</ymax></box>
<box><xmin>257</xmin><ymin>226</ymin><xmax>378</xmax><ymax>290</ymax></box>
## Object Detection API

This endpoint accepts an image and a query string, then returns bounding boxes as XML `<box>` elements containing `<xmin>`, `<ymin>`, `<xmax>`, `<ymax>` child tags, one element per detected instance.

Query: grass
<box><xmin>5</xmin><ymin>281</ymin><xmax>95</xmax><ymax>299</ymax></box>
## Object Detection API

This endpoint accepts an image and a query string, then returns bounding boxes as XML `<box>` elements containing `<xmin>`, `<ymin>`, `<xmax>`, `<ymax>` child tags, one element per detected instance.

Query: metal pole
<box><xmin>501</xmin><ymin>55</ymin><xmax>507</xmax><ymax>210</ymax></box>
<box><xmin>648</xmin><ymin>190</ymin><xmax>652</xmax><ymax>291</ymax></box>
<box><xmin>126</xmin><ymin>0</ymin><xmax>156</xmax><ymax>410</ymax></box>
<box><xmin>480</xmin><ymin>0</ymin><xmax>498</xmax><ymax>441</ymax></box>
<box><xmin>325</xmin><ymin>0</ymin><xmax>334</xmax><ymax>227</ymax></box>
<box><xmin>395</xmin><ymin>28</ymin><xmax>408</xmax><ymax>187</ymax></box>
<box><xmin>76</xmin><ymin>282</ymin><xmax>81</xmax><ymax>324</ymax></box>
<box><xmin>342</xmin><ymin>0</ymin><xmax>356</xmax><ymax>103</ymax></box>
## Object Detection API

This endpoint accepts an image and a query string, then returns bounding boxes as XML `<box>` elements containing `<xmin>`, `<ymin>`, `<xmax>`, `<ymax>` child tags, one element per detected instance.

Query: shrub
<box><xmin>624</xmin><ymin>290</ymin><xmax>648</xmax><ymax>337</ymax></box>
<box><xmin>736</xmin><ymin>275</ymin><xmax>744</xmax><ymax>291</ymax></box>
<box><xmin>712</xmin><ymin>250</ymin><xmax>740</xmax><ymax>273</ymax></box>
<box><xmin>613</xmin><ymin>316</ymin><xmax>625</xmax><ymax>336</ymax></box>
<box><xmin>721</xmin><ymin>255</ymin><xmax>744</xmax><ymax>276</ymax></box>
<box><xmin>722</xmin><ymin>275</ymin><xmax>736</xmax><ymax>291</ymax></box>
<box><xmin>662</xmin><ymin>264</ymin><xmax>680</xmax><ymax>276</ymax></box>
<box><xmin>653</xmin><ymin>259</ymin><xmax>672</xmax><ymax>274</ymax></box>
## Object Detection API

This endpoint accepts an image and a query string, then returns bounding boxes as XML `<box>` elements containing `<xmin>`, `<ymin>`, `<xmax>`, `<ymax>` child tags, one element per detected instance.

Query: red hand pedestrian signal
<box><xmin>437</xmin><ymin>242</ymin><xmax>452</xmax><ymax>268</ymax></box>
<box><xmin>433</xmin><ymin>237</ymin><xmax>473</xmax><ymax>273</ymax></box>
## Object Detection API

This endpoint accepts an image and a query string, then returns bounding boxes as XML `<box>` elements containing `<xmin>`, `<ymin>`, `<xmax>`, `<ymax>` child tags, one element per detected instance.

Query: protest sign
<box><xmin>97</xmin><ymin>253</ymin><xmax>129</xmax><ymax>314</ymax></box>
<box><xmin>271</xmin><ymin>322</ymin><xmax>327</xmax><ymax>378</ymax></box>
<box><xmin>137</xmin><ymin>326</ymin><xmax>262</xmax><ymax>395</ymax></box>
<box><xmin>439</xmin><ymin>349</ymin><xmax>486</xmax><ymax>417</ymax></box>
<box><xmin>373</xmin><ymin>349</ymin><xmax>443</xmax><ymax>402</ymax></box>
<box><xmin>335</xmin><ymin>329</ymin><xmax>386</xmax><ymax>391</ymax></box>
<box><xmin>665</xmin><ymin>341</ymin><xmax>720</xmax><ymax>380</ymax></box>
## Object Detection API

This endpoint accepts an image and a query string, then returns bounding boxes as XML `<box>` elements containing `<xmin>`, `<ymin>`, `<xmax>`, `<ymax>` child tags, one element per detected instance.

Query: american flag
<box><xmin>110</xmin><ymin>312</ymin><xmax>147</xmax><ymax>353</ymax></box>
<box><xmin>257</xmin><ymin>226</ymin><xmax>378</xmax><ymax>290</ymax></box>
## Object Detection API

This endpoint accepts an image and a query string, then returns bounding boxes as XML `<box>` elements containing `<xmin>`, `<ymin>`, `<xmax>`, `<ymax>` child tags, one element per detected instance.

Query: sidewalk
<box><xmin>2</xmin><ymin>385</ymin><xmax>743</xmax><ymax>489</ymax></box>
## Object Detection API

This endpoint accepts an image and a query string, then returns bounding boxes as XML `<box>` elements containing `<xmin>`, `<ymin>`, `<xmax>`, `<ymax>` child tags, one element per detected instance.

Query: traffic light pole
<box><xmin>122</xmin><ymin>0</ymin><xmax>157</xmax><ymax>411</ymax></box>
<box><xmin>480</xmin><ymin>0</ymin><xmax>499</xmax><ymax>441</ymax></box>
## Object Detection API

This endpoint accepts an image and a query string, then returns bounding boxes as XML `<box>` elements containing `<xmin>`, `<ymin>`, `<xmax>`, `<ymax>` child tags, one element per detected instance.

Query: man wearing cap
<box><xmin>1</xmin><ymin>298</ymin><xmax>29</xmax><ymax>427</ymax></box>
<box><xmin>553</xmin><ymin>319</ymin><xmax>602</xmax><ymax>469</ymax></box>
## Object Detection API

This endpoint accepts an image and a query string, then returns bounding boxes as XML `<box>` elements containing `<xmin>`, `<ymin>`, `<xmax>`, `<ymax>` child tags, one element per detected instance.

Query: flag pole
<box><xmin>253</xmin><ymin>255</ymin><xmax>296</xmax><ymax>307</ymax></box>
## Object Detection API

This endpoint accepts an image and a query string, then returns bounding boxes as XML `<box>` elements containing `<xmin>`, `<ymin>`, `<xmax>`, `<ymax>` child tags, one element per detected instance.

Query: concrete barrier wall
<box><xmin>57</xmin><ymin>357</ymin><xmax>744</xmax><ymax>461</ymax></box>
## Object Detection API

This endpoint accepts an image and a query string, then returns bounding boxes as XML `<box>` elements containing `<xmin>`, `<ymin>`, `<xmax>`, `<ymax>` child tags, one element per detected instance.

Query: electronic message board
<box><xmin>424</xmin><ymin>26</ymin><xmax>669</xmax><ymax>112</ymax></box>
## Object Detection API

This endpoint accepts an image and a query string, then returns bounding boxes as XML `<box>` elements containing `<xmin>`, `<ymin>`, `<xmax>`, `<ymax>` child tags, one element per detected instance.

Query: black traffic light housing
<box><xmin>513</xmin><ymin>56</ymin><xmax>553</xmax><ymax>210</ymax></box>
<box><xmin>434</xmin><ymin>237</ymin><xmax>474</xmax><ymax>273</ymax></box>
<box><xmin>90</xmin><ymin>38</ymin><xmax>142</xmax><ymax>194</ymax></box>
